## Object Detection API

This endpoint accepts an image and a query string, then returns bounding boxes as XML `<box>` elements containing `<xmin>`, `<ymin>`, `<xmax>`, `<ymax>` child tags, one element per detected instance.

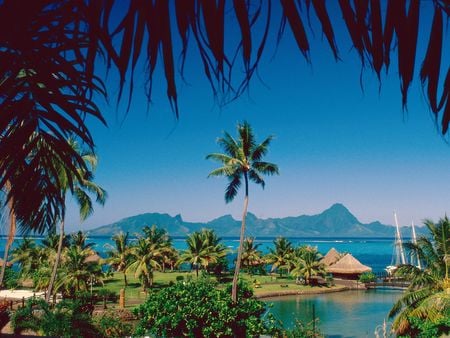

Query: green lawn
<box><xmin>95</xmin><ymin>270</ymin><xmax>338</xmax><ymax>308</ymax></box>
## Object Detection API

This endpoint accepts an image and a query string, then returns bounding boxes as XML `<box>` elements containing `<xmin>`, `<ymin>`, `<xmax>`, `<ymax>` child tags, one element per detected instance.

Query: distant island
<box><xmin>87</xmin><ymin>203</ymin><xmax>425</xmax><ymax>238</ymax></box>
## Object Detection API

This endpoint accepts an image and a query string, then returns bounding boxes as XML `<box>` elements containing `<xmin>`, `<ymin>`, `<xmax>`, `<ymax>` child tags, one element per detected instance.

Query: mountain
<box><xmin>87</xmin><ymin>203</ymin><xmax>426</xmax><ymax>238</ymax></box>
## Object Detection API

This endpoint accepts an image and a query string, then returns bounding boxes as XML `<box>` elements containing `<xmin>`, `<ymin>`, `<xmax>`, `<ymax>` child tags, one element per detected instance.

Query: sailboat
<box><xmin>409</xmin><ymin>220</ymin><xmax>422</xmax><ymax>269</ymax></box>
<box><xmin>385</xmin><ymin>212</ymin><xmax>406</xmax><ymax>275</ymax></box>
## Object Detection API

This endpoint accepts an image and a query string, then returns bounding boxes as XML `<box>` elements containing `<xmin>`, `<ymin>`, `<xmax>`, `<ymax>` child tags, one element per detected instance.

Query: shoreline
<box><xmin>254</xmin><ymin>285</ymin><xmax>348</xmax><ymax>299</ymax></box>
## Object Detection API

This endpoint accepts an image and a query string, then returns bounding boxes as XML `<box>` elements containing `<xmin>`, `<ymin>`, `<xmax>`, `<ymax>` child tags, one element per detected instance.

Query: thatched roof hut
<box><xmin>321</xmin><ymin>248</ymin><xmax>341</xmax><ymax>266</ymax></box>
<box><xmin>84</xmin><ymin>253</ymin><xmax>101</xmax><ymax>264</ymax></box>
<box><xmin>327</xmin><ymin>254</ymin><xmax>371</xmax><ymax>280</ymax></box>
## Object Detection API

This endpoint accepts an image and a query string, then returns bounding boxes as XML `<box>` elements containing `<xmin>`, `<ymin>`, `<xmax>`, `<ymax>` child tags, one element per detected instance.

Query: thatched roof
<box><xmin>321</xmin><ymin>248</ymin><xmax>341</xmax><ymax>266</ymax></box>
<box><xmin>327</xmin><ymin>254</ymin><xmax>371</xmax><ymax>274</ymax></box>
<box><xmin>84</xmin><ymin>253</ymin><xmax>101</xmax><ymax>264</ymax></box>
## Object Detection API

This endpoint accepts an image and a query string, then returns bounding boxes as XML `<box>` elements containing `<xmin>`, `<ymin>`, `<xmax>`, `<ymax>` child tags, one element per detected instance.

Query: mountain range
<box><xmin>87</xmin><ymin>203</ymin><xmax>426</xmax><ymax>238</ymax></box>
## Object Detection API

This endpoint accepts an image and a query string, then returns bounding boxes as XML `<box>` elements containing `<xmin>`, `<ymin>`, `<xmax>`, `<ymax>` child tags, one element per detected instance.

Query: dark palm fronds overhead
<box><xmin>0</xmin><ymin>0</ymin><xmax>449</xmax><ymax>231</ymax></box>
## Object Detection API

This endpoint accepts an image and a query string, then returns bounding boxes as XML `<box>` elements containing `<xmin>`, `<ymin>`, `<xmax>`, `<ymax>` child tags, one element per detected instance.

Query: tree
<box><xmin>126</xmin><ymin>237</ymin><xmax>162</xmax><ymax>290</ymax></box>
<box><xmin>46</xmin><ymin>139</ymin><xmax>106</xmax><ymax>302</ymax></box>
<box><xmin>10</xmin><ymin>237</ymin><xmax>40</xmax><ymax>280</ymax></box>
<box><xmin>241</xmin><ymin>237</ymin><xmax>264</xmax><ymax>274</ymax></box>
<box><xmin>104</xmin><ymin>232</ymin><xmax>131</xmax><ymax>287</ymax></box>
<box><xmin>207</xmin><ymin>121</ymin><xmax>279</xmax><ymax>301</ymax></box>
<box><xmin>177</xmin><ymin>229</ymin><xmax>227</xmax><ymax>278</ymax></box>
<box><xmin>0</xmin><ymin>181</ymin><xmax>16</xmax><ymax>288</ymax></box>
<box><xmin>389</xmin><ymin>217</ymin><xmax>450</xmax><ymax>336</ymax></box>
<box><xmin>2</xmin><ymin>1</ymin><xmax>449</xmax><ymax>251</ymax></box>
<box><xmin>265</xmin><ymin>237</ymin><xmax>294</xmax><ymax>277</ymax></box>
<box><xmin>134</xmin><ymin>279</ymin><xmax>279</xmax><ymax>337</ymax></box>
<box><xmin>290</xmin><ymin>247</ymin><xmax>327</xmax><ymax>285</ymax></box>
<box><xmin>56</xmin><ymin>245</ymin><xmax>104</xmax><ymax>296</ymax></box>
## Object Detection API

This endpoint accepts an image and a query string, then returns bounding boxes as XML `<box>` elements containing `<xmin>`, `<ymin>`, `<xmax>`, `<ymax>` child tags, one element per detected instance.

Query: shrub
<box><xmin>4</xmin><ymin>267</ymin><xmax>19</xmax><ymax>289</ymax></box>
<box><xmin>359</xmin><ymin>272</ymin><xmax>377</xmax><ymax>283</ymax></box>
<box><xmin>94</xmin><ymin>311</ymin><xmax>133</xmax><ymax>338</ymax></box>
<box><xmin>134</xmin><ymin>278</ymin><xmax>280</xmax><ymax>337</ymax></box>
<box><xmin>11</xmin><ymin>299</ymin><xmax>99</xmax><ymax>337</ymax></box>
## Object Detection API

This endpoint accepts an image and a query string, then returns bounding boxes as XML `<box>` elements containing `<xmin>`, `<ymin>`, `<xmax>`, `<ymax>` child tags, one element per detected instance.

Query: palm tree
<box><xmin>0</xmin><ymin>181</ymin><xmax>16</xmax><ymax>288</ymax></box>
<box><xmin>389</xmin><ymin>217</ymin><xmax>450</xmax><ymax>335</ymax></box>
<box><xmin>46</xmin><ymin>140</ymin><xmax>107</xmax><ymax>302</ymax></box>
<box><xmin>241</xmin><ymin>237</ymin><xmax>264</xmax><ymax>274</ymax></box>
<box><xmin>291</xmin><ymin>247</ymin><xmax>327</xmax><ymax>285</ymax></box>
<box><xmin>177</xmin><ymin>230</ymin><xmax>227</xmax><ymax>278</ymax></box>
<box><xmin>207</xmin><ymin>121</ymin><xmax>278</xmax><ymax>301</ymax></box>
<box><xmin>56</xmin><ymin>245</ymin><xmax>104</xmax><ymax>296</ymax></box>
<box><xmin>127</xmin><ymin>237</ymin><xmax>162</xmax><ymax>290</ymax></box>
<box><xmin>265</xmin><ymin>237</ymin><xmax>294</xmax><ymax>277</ymax></box>
<box><xmin>104</xmin><ymin>232</ymin><xmax>131</xmax><ymax>287</ymax></box>
<box><xmin>10</xmin><ymin>237</ymin><xmax>41</xmax><ymax>281</ymax></box>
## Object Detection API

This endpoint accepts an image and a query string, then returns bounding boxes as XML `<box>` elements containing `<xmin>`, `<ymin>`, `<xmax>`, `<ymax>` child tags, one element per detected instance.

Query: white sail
<box><xmin>411</xmin><ymin>220</ymin><xmax>422</xmax><ymax>269</ymax></box>
<box><xmin>393</xmin><ymin>212</ymin><xmax>406</xmax><ymax>265</ymax></box>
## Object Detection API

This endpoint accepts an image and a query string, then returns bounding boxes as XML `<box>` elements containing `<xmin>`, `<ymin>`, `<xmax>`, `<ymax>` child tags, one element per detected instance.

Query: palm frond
<box><xmin>252</xmin><ymin>161</ymin><xmax>279</xmax><ymax>176</ymax></box>
<box><xmin>225</xmin><ymin>173</ymin><xmax>241</xmax><ymax>203</ymax></box>
<box><xmin>251</xmin><ymin>135</ymin><xmax>273</xmax><ymax>162</ymax></box>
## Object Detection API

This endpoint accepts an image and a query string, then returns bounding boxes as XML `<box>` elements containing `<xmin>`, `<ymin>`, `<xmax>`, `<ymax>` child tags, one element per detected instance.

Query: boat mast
<box><xmin>411</xmin><ymin>220</ymin><xmax>422</xmax><ymax>269</ymax></box>
<box><xmin>394</xmin><ymin>212</ymin><xmax>406</xmax><ymax>265</ymax></box>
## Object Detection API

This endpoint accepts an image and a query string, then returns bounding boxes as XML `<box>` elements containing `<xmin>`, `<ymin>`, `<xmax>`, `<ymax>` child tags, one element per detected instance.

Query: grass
<box><xmin>94</xmin><ymin>270</ymin><xmax>340</xmax><ymax>308</ymax></box>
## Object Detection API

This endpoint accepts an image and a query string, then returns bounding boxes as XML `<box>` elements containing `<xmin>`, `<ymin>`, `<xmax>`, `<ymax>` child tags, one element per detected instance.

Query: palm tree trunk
<box><xmin>0</xmin><ymin>181</ymin><xmax>16</xmax><ymax>289</ymax></box>
<box><xmin>123</xmin><ymin>271</ymin><xmax>128</xmax><ymax>287</ymax></box>
<box><xmin>46</xmin><ymin>219</ymin><xmax>64</xmax><ymax>302</ymax></box>
<box><xmin>232</xmin><ymin>173</ymin><xmax>249</xmax><ymax>303</ymax></box>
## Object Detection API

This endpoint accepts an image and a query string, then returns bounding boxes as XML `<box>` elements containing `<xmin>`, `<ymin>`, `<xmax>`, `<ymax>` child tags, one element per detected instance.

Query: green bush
<box><xmin>11</xmin><ymin>299</ymin><xmax>98</xmax><ymax>337</ymax></box>
<box><xmin>134</xmin><ymin>278</ymin><xmax>280</xmax><ymax>337</ymax></box>
<box><xmin>359</xmin><ymin>272</ymin><xmax>377</xmax><ymax>283</ymax></box>
<box><xmin>94</xmin><ymin>312</ymin><xmax>133</xmax><ymax>338</ymax></box>
<box><xmin>4</xmin><ymin>267</ymin><xmax>19</xmax><ymax>289</ymax></box>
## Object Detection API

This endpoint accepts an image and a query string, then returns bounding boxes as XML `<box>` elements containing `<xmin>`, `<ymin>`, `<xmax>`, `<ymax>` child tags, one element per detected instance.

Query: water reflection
<box><xmin>266</xmin><ymin>289</ymin><xmax>402</xmax><ymax>338</ymax></box>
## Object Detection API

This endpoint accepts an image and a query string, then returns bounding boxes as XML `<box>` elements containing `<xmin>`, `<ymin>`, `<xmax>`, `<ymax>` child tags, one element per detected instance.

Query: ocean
<box><xmin>0</xmin><ymin>235</ymin><xmax>398</xmax><ymax>274</ymax></box>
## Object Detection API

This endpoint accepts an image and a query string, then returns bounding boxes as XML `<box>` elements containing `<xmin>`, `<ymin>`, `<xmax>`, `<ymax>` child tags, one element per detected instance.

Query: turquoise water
<box><xmin>266</xmin><ymin>289</ymin><xmax>402</xmax><ymax>338</ymax></box>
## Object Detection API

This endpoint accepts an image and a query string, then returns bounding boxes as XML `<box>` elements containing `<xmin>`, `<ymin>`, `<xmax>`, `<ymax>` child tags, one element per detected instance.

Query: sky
<box><xmin>64</xmin><ymin>2</ymin><xmax>450</xmax><ymax>233</ymax></box>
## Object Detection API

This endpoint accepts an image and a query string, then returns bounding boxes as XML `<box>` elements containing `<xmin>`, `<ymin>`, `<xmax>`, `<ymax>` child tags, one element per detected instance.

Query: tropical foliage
<box><xmin>290</xmin><ymin>247</ymin><xmax>327</xmax><ymax>285</ymax></box>
<box><xmin>104</xmin><ymin>231</ymin><xmax>131</xmax><ymax>287</ymax></box>
<box><xmin>241</xmin><ymin>237</ymin><xmax>265</xmax><ymax>274</ymax></box>
<box><xmin>265</xmin><ymin>237</ymin><xmax>294</xmax><ymax>276</ymax></box>
<box><xmin>134</xmin><ymin>279</ymin><xmax>279</xmax><ymax>337</ymax></box>
<box><xmin>11</xmin><ymin>298</ymin><xmax>105</xmax><ymax>337</ymax></box>
<box><xmin>207</xmin><ymin>121</ymin><xmax>279</xmax><ymax>302</ymax></box>
<box><xmin>1</xmin><ymin>2</ymin><xmax>449</xmax><ymax>289</ymax></box>
<box><xmin>46</xmin><ymin>139</ymin><xmax>106</xmax><ymax>301</ymax></box>
<box><xmin>177</xmin><ymin>229</ymin><xmax>228</xmax><ymax>277</ymax></box>
<box><xmin>389</xmin><ymin>217</ymin><xmax>450</xmax><ymax>336</ymax></box>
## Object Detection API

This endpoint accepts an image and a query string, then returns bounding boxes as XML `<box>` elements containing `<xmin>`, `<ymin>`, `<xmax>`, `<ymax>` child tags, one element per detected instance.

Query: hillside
<box><xmin>87</xmin><ymin>203</ymin><xmax>425</xmax><ymax>238</ymax></box>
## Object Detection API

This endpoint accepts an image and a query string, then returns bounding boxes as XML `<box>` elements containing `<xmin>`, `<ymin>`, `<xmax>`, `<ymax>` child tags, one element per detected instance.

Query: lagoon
<box><xmin>265</xmin><ymin>289</ymin><xmax>402</xmax><ymax>338</ymax></box>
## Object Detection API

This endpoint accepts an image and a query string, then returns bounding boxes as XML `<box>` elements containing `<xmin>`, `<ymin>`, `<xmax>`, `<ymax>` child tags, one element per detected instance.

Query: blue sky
<box><xmin>65</xmin><ymin>2</ymin><xmax>450</xmax><ymax>232</ymax></box>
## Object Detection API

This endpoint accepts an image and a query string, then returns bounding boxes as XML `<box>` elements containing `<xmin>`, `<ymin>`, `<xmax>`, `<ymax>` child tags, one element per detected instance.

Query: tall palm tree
<box><xmin>265</xmin><ymin>237</ymin><xmax>294</xmax><ymax>277</ymax></box>
<box><xmin>127</xmin><ymin>237</ymin><xmax>162</xmax><ymax>290</ymax></box>
<box><xmin>291</xmin><ymin>247</ymin><xmax>327</xmax><ymax>285</ymax></box>
<box><xmin>0</xmin><ymin>181</ymin><xmax>16</xmax><ymax>288</ymax></box>
<box><xmin>207</xmin><ymin>121</ymin><xmax>279</xmax><ymax>302</ymax></box>
<box><xmin>389</xmin><ymin>217</ymin><xmax>450</xmax><ymax>335</ymax></box>
<box><xmin>46</xmin><ymin>140</ymin><xmax>107</xmax><ymax>302</ymax></box>
<box><xmin>104</xmin><ymin>231</ymin><xmax>131</xmax><ymax>287</ymax></box>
